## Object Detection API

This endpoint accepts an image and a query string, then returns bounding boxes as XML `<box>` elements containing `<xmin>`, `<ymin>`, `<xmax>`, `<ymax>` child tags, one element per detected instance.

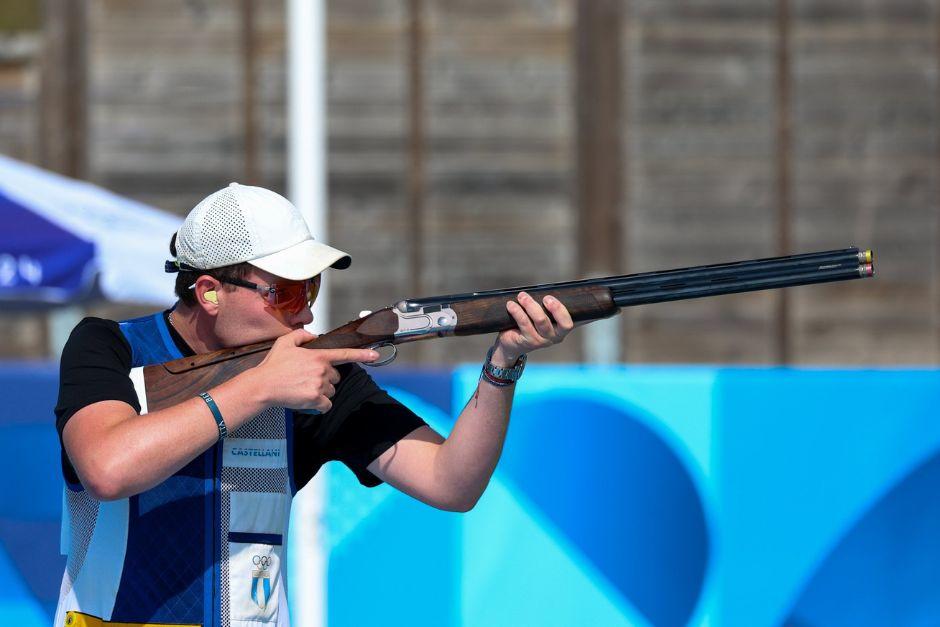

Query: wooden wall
<box><xmin>0</xmin><ymin>0</ymin><xmax>936</xmax><ymax>365</ymax></box>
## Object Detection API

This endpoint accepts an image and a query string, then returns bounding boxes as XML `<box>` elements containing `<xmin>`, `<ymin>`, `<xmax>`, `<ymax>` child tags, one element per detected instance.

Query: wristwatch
<box><xmin>483</xmin><ymin>345</ymin><xmax>527</xmax><ymax>384</ymax></box>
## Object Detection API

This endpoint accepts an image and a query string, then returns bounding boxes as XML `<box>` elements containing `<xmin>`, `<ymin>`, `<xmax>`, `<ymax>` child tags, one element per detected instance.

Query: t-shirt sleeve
<box><xmin>55</xmin><ymin>317</ymin><xmax>139</xmax><ymax>485</ymax></box>
<box><xmin>55</xmin><ymin>317</ymin><xmax>139</xmax><ymax>435</ymax></box>
<box><xmin>292</xmin><ymin>364</ymin><xmax>429</xmax><ymax>490</ymax></box>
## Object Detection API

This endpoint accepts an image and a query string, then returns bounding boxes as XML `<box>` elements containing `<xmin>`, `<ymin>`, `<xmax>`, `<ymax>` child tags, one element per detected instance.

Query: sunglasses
<box><xmin>219</xmin><ymin>275</ymin><xmax>321</xmax><ymax>314</ymax></box>
<box><xmin>166</xmin><ymin>260</ymin><xmax>320</xmax><ymax>314</ymax></box>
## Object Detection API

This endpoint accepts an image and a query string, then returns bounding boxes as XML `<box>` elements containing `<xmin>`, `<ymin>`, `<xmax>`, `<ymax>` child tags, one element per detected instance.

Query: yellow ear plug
<box><xmin>205</xmin><ymin>290</ymin><xmax>218</xmax><ymax>304</ymax></box>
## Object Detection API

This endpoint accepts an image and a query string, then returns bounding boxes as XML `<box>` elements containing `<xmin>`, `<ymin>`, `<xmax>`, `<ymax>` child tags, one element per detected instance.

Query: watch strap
<box><xmin>483</xmin><ymin>345</ymin><xmax>527</xmax><ymax>383</ymax></box>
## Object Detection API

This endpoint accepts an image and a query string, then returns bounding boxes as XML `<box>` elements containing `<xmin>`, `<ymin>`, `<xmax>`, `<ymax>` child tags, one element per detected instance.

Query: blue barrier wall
<box><xmin>5</xmin><ymin>364</ymin><xmax>940</xmax><ymax>626</ymax></box>
<box><xmin>0</xmin><ymin>363</ymin><xmax>63</xmax><ymax>624</ymax></box>
<box><xmin>328</xmin><ymin>366</ymin><xmax>940</xmax><ymax>627</ymax></box>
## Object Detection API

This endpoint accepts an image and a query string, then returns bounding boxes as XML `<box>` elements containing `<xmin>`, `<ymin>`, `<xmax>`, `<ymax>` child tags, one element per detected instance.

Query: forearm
<box><xmin>71</xmin><ymin>368</ymin><xmax>271</xmax><ymax>500</ymax></box>
<box><xmin>434</xmin><ymin>346</ymin><xmax>519</xmax><ymax>510</ymax></box>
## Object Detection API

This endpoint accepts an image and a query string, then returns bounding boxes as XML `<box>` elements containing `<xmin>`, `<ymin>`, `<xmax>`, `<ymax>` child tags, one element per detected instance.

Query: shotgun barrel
<box><xmin>401</xmin><ymin>247</ymin><xmax>872</xmax><ymax>310</ymax></box>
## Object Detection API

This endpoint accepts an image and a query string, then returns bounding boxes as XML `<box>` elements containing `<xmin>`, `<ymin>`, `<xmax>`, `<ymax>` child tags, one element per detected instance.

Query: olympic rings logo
<box><xmin>253</xmin><ymin>554</ymin><xmax>271</xmax><ymax>570</ymax></box>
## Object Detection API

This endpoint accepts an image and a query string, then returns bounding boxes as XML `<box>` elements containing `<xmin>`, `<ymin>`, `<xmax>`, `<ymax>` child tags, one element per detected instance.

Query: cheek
<box><xmin>212</xmin><ymin>307</ymin><xmax>244</xmax><ymax>345</ymax></box>
<box><xmin>216</xmin><ymin>296</ymin><xmax>293</xmax><ymax>344</ymax></box>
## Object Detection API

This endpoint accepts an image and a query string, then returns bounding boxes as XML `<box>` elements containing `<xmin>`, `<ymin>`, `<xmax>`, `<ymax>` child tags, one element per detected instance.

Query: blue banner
<box><xmin>5</xmin><ymin>364</ymin><xmax>940</xmax><ymax>626</ymax></box>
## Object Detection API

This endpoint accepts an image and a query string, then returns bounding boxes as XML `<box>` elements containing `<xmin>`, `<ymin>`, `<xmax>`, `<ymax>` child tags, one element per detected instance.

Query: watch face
<box><xmin>487</xmin><ymin>357</ymin><xmax>525</xmax><ymax>380</ymax></box>
<box><xmin>484</xmin><ymin>346</ymin><xmax>526</xmax><ymax>381</ymax></box>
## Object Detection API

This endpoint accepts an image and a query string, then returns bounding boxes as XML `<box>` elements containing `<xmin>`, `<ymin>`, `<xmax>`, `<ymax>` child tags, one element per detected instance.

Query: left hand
<box><xmin>492</xmin><ymin>291</ymin><xmax>575</xmax><ymax>366</ymax></box>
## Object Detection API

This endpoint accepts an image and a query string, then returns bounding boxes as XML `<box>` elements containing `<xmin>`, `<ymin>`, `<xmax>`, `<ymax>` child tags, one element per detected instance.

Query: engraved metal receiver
<box><xmin>362</xmin><ymin>300</ymin><xmax>459</xmax><ymax>367</ymax></box>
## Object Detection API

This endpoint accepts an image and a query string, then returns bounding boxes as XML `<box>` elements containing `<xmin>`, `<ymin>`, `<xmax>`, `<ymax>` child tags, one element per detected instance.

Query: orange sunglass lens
<box><xmin>271</xmin><ymin>279</ymin><xmax>319</xmax><ymax>313</ymax></box>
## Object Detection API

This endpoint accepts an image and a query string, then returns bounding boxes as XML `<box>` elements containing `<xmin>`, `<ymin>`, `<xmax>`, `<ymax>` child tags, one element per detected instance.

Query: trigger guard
<box><xmin>364</xmin><ymin>343</ymin><xmax>398</xmax><ymax>367</ymax></box>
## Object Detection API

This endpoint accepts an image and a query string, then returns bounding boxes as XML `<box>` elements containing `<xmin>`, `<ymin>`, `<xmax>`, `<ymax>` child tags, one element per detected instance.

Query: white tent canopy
<box><xmin>0</xmin><ymin>153</ymin><xmax>181</xmax><ymax>307</ymax></box>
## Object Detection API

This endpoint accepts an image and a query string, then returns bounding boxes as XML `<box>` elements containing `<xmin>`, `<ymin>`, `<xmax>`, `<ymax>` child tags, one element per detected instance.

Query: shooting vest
<box><xmin>55</xmin><ymin>312</ymin><xmax>296</xmax><ymax>627</ymax></box>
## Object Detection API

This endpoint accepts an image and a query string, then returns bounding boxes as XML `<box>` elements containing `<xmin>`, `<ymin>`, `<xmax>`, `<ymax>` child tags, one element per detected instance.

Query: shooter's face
<box><xmin>213</xmin><ymin>267</ymin><xmax>315</xmax><ymax>348</ymax></box>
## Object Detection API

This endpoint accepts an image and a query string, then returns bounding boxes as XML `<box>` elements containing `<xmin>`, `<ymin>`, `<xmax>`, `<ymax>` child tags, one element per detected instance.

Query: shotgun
<box><xmin>142</xmin><ymin>247</ymin><xmax>874</xmax><ymax>411</ymax></box>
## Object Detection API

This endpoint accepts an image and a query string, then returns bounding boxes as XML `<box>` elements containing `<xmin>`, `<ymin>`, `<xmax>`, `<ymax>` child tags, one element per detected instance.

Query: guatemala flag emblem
<box><xmin>251</xmin><ymin>555</ymin><xmax>273</xmax><ymax>609</ymax></box>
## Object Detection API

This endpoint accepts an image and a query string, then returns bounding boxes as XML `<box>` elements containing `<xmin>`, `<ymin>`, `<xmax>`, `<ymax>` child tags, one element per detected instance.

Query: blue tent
<box><xmin>0</xmin><ymin>154</ymin><xmax>181</xmax><ymax>306</ymax></box>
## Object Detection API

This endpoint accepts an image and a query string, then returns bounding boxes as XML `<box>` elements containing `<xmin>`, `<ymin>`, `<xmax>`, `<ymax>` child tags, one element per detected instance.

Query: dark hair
<box><xmin>169</xmin><ymin>233</ymin><xmax>252</xmax><ymax>306</ymax></box>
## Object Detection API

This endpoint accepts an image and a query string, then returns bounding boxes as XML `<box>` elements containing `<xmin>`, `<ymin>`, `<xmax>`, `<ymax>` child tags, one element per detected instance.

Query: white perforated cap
<box><xmin>175</xmin><ymin>183</ymin><xmax>350</xmax><ymax>280</ymax></box>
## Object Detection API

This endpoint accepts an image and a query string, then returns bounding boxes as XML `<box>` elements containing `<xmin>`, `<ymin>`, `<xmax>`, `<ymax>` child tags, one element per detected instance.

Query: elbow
<box><xmin>444</xmin><ymin>472</ymin><xmax>499</xmax><ymax>512</ymax></box>
<box><xmin>439</xmin><ymin>499</ymin><xmax>475</xmax><ymax>514</ymax></box>
<box><xmin>442</xmin><ymin>486</ymin><xmax>485</xmax><ymax>513</ymax></box>
<box><xmin>82</xmin><ymin>477</ymin><xmax>124</xmax><ymax>502</ymax></box>
<box><xmin>62</xmin><ymin>408</ymin><xmax>144</xmax><ymax>501</ymax></box>
<box><xmin>79</xmin><ymin>459</ymin><xmax>129</xmax><ymax>502</ymax></box>
<box><xmin>430</xmin><ymin>449</ymin><xmax>493</xmax><ymax>512</ymax></box>
<box><xmin>452</xmin><ymin>499</ymin><xmax>477</xmax><ymax>514</ymax></box>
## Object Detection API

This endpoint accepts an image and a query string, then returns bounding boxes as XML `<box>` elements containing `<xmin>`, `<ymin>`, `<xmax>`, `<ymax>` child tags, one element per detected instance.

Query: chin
<box><xmin>218</xmin><ymin>311</ymin><xmax>295</xmax><ymax>347</ymax></box>
<box><xmin>230</xmin><ymin>327</ymin><xmax>287</xmax><ymax>347</ymax></box>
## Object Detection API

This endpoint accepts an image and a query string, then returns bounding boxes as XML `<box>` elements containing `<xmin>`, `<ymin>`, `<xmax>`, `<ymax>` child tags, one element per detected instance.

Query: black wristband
<box><xmin>199</xmin><ymin>391</ymin><xmax>228</xmax><ymax>440</ymax></box>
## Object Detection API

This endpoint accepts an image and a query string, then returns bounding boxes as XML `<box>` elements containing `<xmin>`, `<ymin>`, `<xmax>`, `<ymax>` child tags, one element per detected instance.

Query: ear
<box><xmin>193</xmin><ymin>276</ymin><xmax>222</xmax><ymax>315</ymax></box>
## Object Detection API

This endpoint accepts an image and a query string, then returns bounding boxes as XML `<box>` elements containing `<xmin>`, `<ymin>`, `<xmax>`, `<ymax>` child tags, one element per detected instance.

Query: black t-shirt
<box><xmin>54</xmin><ymin>314</ymin><xmax>428</xmax><ymax>490</ymax></box>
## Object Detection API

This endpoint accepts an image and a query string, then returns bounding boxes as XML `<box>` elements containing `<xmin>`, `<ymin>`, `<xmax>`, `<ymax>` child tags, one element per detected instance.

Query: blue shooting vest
<box><xmin>55</xmin><ymin>311</ymin><xmax>297</xmax><ymax>627</ymax></box>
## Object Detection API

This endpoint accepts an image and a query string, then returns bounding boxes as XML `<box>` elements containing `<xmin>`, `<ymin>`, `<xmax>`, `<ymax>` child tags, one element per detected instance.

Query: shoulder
<box><xmin>56</xmin><ymin>316</ymin><xmax>141</xmax><ymax>436</ymax></box>
<box><xmin>69</xmin><ymin>316</ymin><xmax>122</xmax><ymax>340</ymax></box>
<box><xmin>64</xmin><ymin>315</ymin><xmax>126</xmax><ymax>345</ymax></box>
<box><xmin>60</xmin><ymin>317</ymin><xmax>131</xmax><ymax>369</ymax></box>
<box><xmin>64</xmin><ymin>316</ymin><xmax>124</xmax><ymax>347</ymax></box>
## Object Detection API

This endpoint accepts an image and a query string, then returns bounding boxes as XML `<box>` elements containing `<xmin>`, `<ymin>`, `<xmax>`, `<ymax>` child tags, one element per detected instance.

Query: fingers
<box><xmin>319</xmin><ymin>348</ymin><xmax>381</xmax><ymax>365</ymax></box>
<box><xmin>259</xmin><ymin>336</ymin><xmax>371</xmax><ymax>410</ymax></box>
<box><xmin>313</xmin><ymin>397</ymin><xmax>333</xmax><ymax>413</ymax></box>
<box><xmin>507</xmin><ymin>298</ymin><xmax>539</xmax><ymax>339</ymax></box>
<box><xmin>309</xmin><ymin>373</ymin><xmax>337</xmax><ymax>413</ymax></box>
<box><xmin>326</xmin><ymin>367</ymin><xmax>341</xmax><ymax>385</ymax></box>
<box><xmin>274</xmin><ymin>328</ymin><xmax>316</xmax><ymax>348</ymax></box>
<box><xmin>507</xmin><ymin>292</ymin><xmax>574</xmax><ymax>343</ymax></box>
<box><xmin>275</xmin><ymin>332</ymin><xmax>377</xmax><ymax>365</ymax></box>
<box><xmin>520</xmin><ymin>292</ymin><xmax>556</xmax><ymax>338</ymax></box>
<box><xmin>311</xmin><ymin>361</ymin><xmax>341</xmax><ymax>383</ymax></box>
<box><xmin>506</xmin><ymin>292</ymin><xmax>576</xmax><ymax>350</ymax></box>
<box><xmin>541</xmin><ymin>294</ymin><xmax>575</xmax><ymax>335</ymax></box>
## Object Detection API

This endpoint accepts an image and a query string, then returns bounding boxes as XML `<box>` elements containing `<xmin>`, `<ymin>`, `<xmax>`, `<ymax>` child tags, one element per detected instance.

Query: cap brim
<box><xmin>248</xmin><ymin>239</ymin><xmax>351</xmax><ymax>281</ymax></box>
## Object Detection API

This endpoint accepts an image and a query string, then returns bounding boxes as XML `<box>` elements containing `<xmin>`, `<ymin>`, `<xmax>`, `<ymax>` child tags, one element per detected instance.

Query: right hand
<box><xmin>252</xmin><ymin>329</ymin><xmax>380</xmax><ymax>412</ymax></box>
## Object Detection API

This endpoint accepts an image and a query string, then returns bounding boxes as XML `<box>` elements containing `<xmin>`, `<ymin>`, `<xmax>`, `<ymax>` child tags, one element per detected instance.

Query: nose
<box><xmin>292</xmin><ymin>305</ymin><xmax>314</xmax><ymax>327</ymax></box>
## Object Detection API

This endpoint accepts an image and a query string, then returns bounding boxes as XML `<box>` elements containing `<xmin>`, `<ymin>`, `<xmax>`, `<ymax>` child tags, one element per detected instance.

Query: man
<box><xmin>53</xmin><ymin>183</ymin><xmax>574</xmax><ymax>626</ymax></box>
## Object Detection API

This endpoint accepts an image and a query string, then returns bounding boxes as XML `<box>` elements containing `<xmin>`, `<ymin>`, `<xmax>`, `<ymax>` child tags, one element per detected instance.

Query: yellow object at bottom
<box><xmin>65</xmin><ymin>610</ymin><xmax>200</xmax><ymax>627</ymax></box>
